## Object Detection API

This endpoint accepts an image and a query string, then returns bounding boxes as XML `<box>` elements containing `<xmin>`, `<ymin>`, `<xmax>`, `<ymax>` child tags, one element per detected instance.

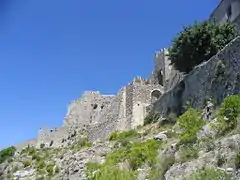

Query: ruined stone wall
<box><xmin>87</xmin><ymin>88</ymin><xmax>125</xmax><ymax>141</ymax></box>
<box><xmin>165</xmin><ymin>69</ymin><xmax>184</xmax><ymax>92</ymax></box>
<box><xmin>36</xmin><ymin>125</ymin><xmax>88</xmax><ymax>148</ymax></box>
<box><xmin>131</xmin><ymin>78</ymin><xmax>164</xmax><ymax>128</ymax></box>
<box><xmin>150</xmin><ymin>48</ymin><xmax>178</xmax><ymax>91</ymax></box>
<box><xmin>63</xmin><ymin>91</ymin><xmax>115</xmax><ymax>127</ymax></box>
<box><xmin>150</xmin><ymin>49</ymin><xmax>166</xmax><ymax>85</ymax></box>
<box><xmin>153</xmin><ymin>36</ymin><xmax>240</xmax><ymax>117</ymax></box>
<box><xmin>87</xmin><ymin>77</ymin><xmax>164</xmax><ymax>141</ymax></box>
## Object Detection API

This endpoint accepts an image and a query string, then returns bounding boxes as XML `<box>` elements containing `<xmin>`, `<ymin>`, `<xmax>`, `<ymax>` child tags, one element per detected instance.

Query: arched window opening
<box><xmin>151</xmin><ymin>90</ymin><xmax>162</xmax><ymax>103</ymax></box>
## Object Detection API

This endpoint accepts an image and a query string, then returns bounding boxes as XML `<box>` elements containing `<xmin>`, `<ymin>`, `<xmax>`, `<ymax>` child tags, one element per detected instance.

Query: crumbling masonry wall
<box><xmin>63</xmin><ymin>91</ymin><xmax>115</xmax><ymax>127</ymax></box>
<box><xmin>87</xmin><ymin>87</ymin><xmax>126</xmax><ymax>141</ymax></box>
<box><xmin>130</xmin><ymin>78</ymin><xmax>163</xmax><ymax>128</ymax></box>
<box><xmin>150</xmin><ymin>48</ymin><xmax>180</xmax><ymax>91</ymax></box>
<box><xmin>87</xmin><ymin>77</ymin><xmax>164</xmax><ymax>141</ymax></box>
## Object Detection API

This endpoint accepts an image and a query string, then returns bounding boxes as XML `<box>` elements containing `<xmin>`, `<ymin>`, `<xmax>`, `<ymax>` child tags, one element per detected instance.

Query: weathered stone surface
<box><xmin>165</xmin><ymin>134</ymin><xmax>240</xmax><ymax>180</ymax></box>
<box><xmin>197</xmin><ymin>118</ymin><xmax>219</xmax><ymax>140</ymax></box>
<box><xmin>57</xmin><ymin>143</ymin><xmax>111</xmax><ymax>180</ymax></box>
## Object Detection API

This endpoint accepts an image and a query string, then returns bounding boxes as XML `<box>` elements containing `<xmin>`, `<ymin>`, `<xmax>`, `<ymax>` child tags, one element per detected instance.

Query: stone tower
<box><xmin>149</xmin><ymin>48</ymin><xmax>180</xmax><ymax>91</ymax></box>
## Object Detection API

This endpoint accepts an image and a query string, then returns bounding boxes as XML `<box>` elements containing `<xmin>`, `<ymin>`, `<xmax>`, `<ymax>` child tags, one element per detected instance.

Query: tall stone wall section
<box><xmin>87</xmin><ymin>88</ymin><xmax>126</xmax><ymax>141</ymax></box>
<box><xmin>130</xmin><ymin>78</ymin><xmax>164</xmax><ymax>128</ymax></box>
<box><xmin>87</xmin><ymin>77</ymin><xmax>164</xmax><ymax>141</ymax></box>
<box><xmin>150</xmin><ymin>49</ymin><xmax>166</xmax><ymax>86</ymax></box>
<box><xmin>152</xmin><ymin>36</ymin><xmax>240</xmax><ymax>117</ymax></box>
<box><xmin>150</xmin><ymin>48</ymin><xmax>179</xmax><ymax>91</ymax></box>
<box><xmin>63</xmin><ymin>91</ymin><xmax>115</xmax><ymax>127</ymax></box>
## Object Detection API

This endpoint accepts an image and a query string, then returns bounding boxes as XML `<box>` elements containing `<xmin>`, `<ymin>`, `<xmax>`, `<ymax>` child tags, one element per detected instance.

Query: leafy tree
<box><xmin>168</xmin><ymin>20</ymin><xmax>237</xmax><ymax>73</ymax></box>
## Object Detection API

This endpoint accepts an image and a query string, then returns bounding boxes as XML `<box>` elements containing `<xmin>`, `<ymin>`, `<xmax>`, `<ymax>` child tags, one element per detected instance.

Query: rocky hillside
<box><xmin>0</xmin><ymin>94</ymin><xmax>240</xmax><ymax>180</ymax></box>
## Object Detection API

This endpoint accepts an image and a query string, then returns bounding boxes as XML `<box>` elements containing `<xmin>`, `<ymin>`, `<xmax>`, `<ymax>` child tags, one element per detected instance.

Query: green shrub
<box><xmin>178</xmin><ymin>108</ymin><xmax>205</xmax><ymax>145</ymax></box>
<box><xmin>109</xmin><ymin>130</ymin><xmax>138</xmax><ymax>141</ymax></box>
<box><xmin>23</xmin><ymin>161</ymin><xmax>31</xmax><ymax>167</ymax></box>
<box><xmin>32</xmin><ymin>154</ymin><xmax>42</xmax><ymax>161</ymax></box>
<box><xmin>12</xmin><ymin>166</ymin><xmax>19</xmax><ymax>173</ymax></box>
<box><xmin>35</xmin><ymin>176</ymin><xmax>45</xmax><ymax>180</ymax></box>
<box><xmin>28</xmin><ymin>147</ymin><xmax>36</xmax><ymax>155</ymax></box>
<box><xmin>86</xmin><ymin>162</ymin><xmax>101</xmax><ymax>175</ymax></box>
<box><xmin>55</xmin><ymin>165</ymin><xmax>60</xmax><ymax>174</ymax></box>
<box><xmin>109</xmin><ymin>131</ymin><xmax>118</xmax><ymax>141</ymax></box>
<box><xmin>127</xmin><ymin>140</ymin><xmax>160</xmax><ymax>170</ymax></box>
<box><xmin>40</xmin><ymin>144</ymin><xmax>45</xmax><ymax>149</ymax></box>
<box><xmin>71</xmin><ymin>138</ymin><xmax>92</xmax><ymax>150</ymax></box>
<box><xmin>216</xmin><ymin>153</ymin><xmax>227</xmax><ymax>167</ymax></box>
<box><xmin>6</xmin><ymin>174</ymin><xmax>13</xmax><ymax>179</ymax></box>
<box><xmin>86</xmin><ymin>139</ymin><xmax>161</xmax><ymax>180</ymax></box>
<box><xmin>178</xmin><ymin>145</ymin><xmax>199</xmax><ymax>163</ymax></box>
<box><xmin>168</xmin><ymin>20</ymin><xmax>237</xmax><ymax>73</ymax></box>
<box><xmin>46</xmin><ymin>163</ymin><xmax>55</xmax><ymax>176</ymax></box>
<box><xmin>216</xmin><ymin>95</ymin><xmax>240</xmax><ymax>135</ymax></box>
<box><xmin>144</xmin><ymin>111</ymin><xmax>160</xmax><ymax>125</ymax></box>
<box><xmin>107</xmin><ymin>139</ymin><xmax>161</xmax><ymax>170</ymax></box>
<box><xmin>36</xmin><ymin>160</ymin><xmax>46</xmax><ymax>170</ymax></box>
<box><xmin>235</xmin><ymin>151</ymin><xmax>240</xmax><ymax>169</ymax></box>
<box><xmin>199</xmin><ymin>138</ymin><xmax>215</xmax><ymax>152</ymax></box>
<box><xmin>78</xmin><ymin>138</ymin><xmax>92</xmax><ymax>147</ymax></box>
<box><xmin>190</xmin><ymin>168</ymin><xmax>232</xmax><ymax>180</ymax></box>
<box><xmin>7</xmin><ymin>158</ymin><xmax>13</xmax><ymax>163</ymax></box>
<box><xmin>21</xmin><ymin>146</ymin><xmax>36</xmax><ymax>156</ymax></box>
<box><xmin>86</xmin><ymin>163</ymin><xmax>136</xmax><ymax>180</ymax></box>
<box><xmin>0</xmin><ymin>146</ymin><xmax>16</xmax><ymax>164</ymax></box>
<box><xmin>149</xmin><ymin>153</ymin><xmax>175</xmax><ymax>180</ymax></box>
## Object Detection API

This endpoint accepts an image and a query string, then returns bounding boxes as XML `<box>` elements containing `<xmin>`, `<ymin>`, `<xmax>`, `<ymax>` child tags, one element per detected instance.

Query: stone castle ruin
<box><xmin>14</xmin><ymin>0</ymin><xmax>240</xmax><ymax>150</ymax></box>
<box><xmin>32</xmin><ymin>48</ymin><xmax>170</xmax><ymax>148</ymax></box>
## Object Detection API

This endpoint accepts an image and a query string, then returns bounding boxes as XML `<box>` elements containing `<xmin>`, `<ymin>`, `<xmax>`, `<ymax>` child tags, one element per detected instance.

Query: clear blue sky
<box><xmin>0</xmin><ymin>0</ymin><xmax>218</xmax><ymax>149</ymax></box>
